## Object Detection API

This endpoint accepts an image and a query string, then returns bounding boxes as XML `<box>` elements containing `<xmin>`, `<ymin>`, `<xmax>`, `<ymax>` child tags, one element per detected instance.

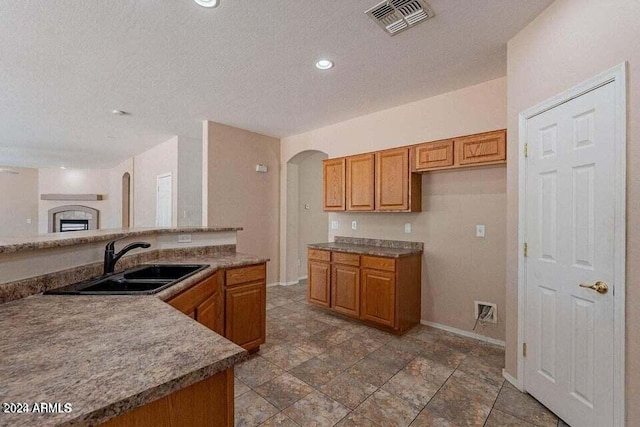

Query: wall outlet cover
<box><xmin>404</xmin><ymin>223</ymin><xmax>412</xmax><ymax>234</ymax></box>
<box><xmin>178</xmin><ymin>234</ymin><xmax>192</xmax><ymax>243</ymax></box>
<box><xmin>331</xmin><ymin>220</ymin><xmax>339</xmax><ymax>230</ymax></box>
<box><xmin>351</xmin><ymin>220</ymin><xmax>357</xmax><ymax>230</ymax></box>
<box><xmin>476</xmin><ymin>224</ymin><xmax>486</xmax><ymax>238</ymax></box>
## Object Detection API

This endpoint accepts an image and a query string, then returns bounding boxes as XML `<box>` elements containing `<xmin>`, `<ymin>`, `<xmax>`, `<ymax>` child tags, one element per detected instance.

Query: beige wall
<box><xmin>133</xmin><ymin>136</ymin><xmax>179</xmax><ymax>228</ymax></box>
<box><xmin>281</xmin><ymin>77</ymin><xmax>507</xmax><ymax>341</ymax></box>
<box><xmin>108</xmin><ymin>158</ymin><xmax>134</xmax><ymax>229</ymax></box>
<box><xmin>505</xmin><ymin>0</ymin><xmax>640</xmax><ymax>422</ymax></box>
<box><xmin>0</xmin><ymin>167</ymin><xmax>38</xmax><ymax>237</ymax></box>
<box><xmin>204</xmin><ymin>122</ymin><xmax>280</xmax><ymax>284</ymax></box>
<box><xmin>177</xmin><ymin>136</ymin><xmax>203</xmax><ymax>227</ymax></box>
<box><xmin>297</xmin><ymin>152</ymin><xmax>328</xmax><ymax>279</ymax></box>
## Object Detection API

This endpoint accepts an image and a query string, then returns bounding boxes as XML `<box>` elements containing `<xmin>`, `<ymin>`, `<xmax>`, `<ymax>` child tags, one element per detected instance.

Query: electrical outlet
<box><xmin>26</xmin><ymin>218</ymin><xmax>32</xmax><ymax>224</ymax></box>
<box><xmin>331</xmin><ymin>220</ymin><xmax>339</xmax><ymax>230</ymax></box>
<box><xmin>476</xmin><ymin>224</ymin><xmax>486</xmax><ymax>238</ymax></box>
<box><xmin>351</xmin><ymin>220</ymin><xmax>357</xmax><ymax>230</ymax></box>
<box><xmin>178</xmin><ymin>234</ymin><xmax>192</xmax><ymax>243</ymax></box>
<box><xmin>297</xmin><ymin>259</ymin><xmax>301</xmax><ymax>267</ymax></box>
<box><xmin>404</xmin><ymin>223</ymin><xmax>412</xmax><ymax>234</ymax></box>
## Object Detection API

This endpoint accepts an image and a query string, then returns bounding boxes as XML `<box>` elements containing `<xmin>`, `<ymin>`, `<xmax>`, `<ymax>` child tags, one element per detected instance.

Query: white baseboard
<box><xmin>268</xmin><ymin>279</ymin><xmax>303</xmax><ymax>287</ymax></box>
<box><xmin>420</xmin><ymin>320</ymin><xmax>505</xmax><ymax>347</ymax></box>
<box><xmin>298</xmin><ymin>275</ymin><xmax>308</xmax><ymax>281</ymax></box>
<box><xmin>502</xmin><ymin>369</ymin><xmax>523</xmax><ymax>391</ymax></box>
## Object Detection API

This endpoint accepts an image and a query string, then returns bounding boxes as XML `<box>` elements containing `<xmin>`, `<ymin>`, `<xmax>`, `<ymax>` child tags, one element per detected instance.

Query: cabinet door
<box><xmin>308</xmin><ymin>261</ymin><xmax>330</xmax><ymax>307</ymax></box>
<box><xmin>331</xmin><ymin>264</ymin><xmax>360</xmax><ymax>317</ymax></box>
<box><xmin>225</xmin><ymin>282</ymin><xmax>266</xmax><ymax>351</ymax></box>
<box><xmin>376</xmin><ymin>148</ymin><xmax>410</xmax><ymax>211</ymax></box>
<box><xmin>361</xmin><ymin>268</ymin><xmax>396</xmax><ymax>328</ymax></box>
<box><xmin>197</xmin><ymin>291</ymin><xmax>224</xmax><ymax>335</ymax></box>
<box><xmin>323</xmin><ymin>158</ymin><xmax>346</xmax><ymax>211</ymax></box>
<box><xmin>346</xmin><ymin>153</ymin><xmax>375</xmax><ymax>211</ymax></box>
<box><xmin>456</xmin><ymin>130</ymin><xmax>506</xmax><ymax>166</ymax></box>
<box><xmin>413</xmin><ymin>140</ymin><xmax>454</xmax><ymax>171</ymax></box>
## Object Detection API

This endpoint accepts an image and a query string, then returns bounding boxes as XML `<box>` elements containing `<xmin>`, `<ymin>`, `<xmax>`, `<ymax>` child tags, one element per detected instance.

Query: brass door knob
<box><xmin>579</xmin><ymin>281</ymin><xmax>609</xmax><ymax>294</ymax></box>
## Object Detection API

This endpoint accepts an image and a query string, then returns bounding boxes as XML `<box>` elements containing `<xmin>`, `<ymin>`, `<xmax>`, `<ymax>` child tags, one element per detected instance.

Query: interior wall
<box><xmin>38</xmin><ymin>168</ymin><xmax>111</xmax><ymax>233</ymax></box>
<box><xmin>280</xmin><ymin>77</ymin><xmax>507</xmax><ymax>341</ymax></box>
<box><xmin>177</xmin><ymin>136</ymin><xmax>203</xmax><ymax>227</ymax></box>
<box><xmin>285</xmin><ymin>163</ymin><xmax>299</xmax><ymax>284</ymax></box>
<box><xmin>133</xmin><ymin>136</ymin><xmax>179</xmax><ymax>228</ymax></box>
<box><xmin>297</xmin><ymin>152</ymin><xmax>328</xmax><ymax>279</ymax></box>
<box><xmin>204</xmin><ymin>121</ymin><xmax>280</xmax><ymax>284</ymax></box>
<box><xmin>505</xmin><ymin>0</ymin><xmax>640</xmax><ymax>421</ymax></box>
<box><xmin>108</xmin><ymin>158</ymin><xmax>134</xmax><ymax>229</ymax></box>
<box><xmin>0</xmin><ymin>167</ymin><xmax>38</xmax><ymax>237</ymax></box>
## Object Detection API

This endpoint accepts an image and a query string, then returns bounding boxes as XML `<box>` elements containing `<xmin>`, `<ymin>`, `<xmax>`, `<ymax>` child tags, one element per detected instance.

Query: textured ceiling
<box><xmin>0</xmin><ymin>0</ymin><xmax>553</xmax><ymax>168</ymax></box>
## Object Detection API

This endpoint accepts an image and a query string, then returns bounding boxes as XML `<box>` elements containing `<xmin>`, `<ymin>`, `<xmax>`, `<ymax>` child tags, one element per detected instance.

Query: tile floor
<box><xmin>234</xmin><ymin>282</ymin><xmax>563</xmax><ymax>427</ymax></box>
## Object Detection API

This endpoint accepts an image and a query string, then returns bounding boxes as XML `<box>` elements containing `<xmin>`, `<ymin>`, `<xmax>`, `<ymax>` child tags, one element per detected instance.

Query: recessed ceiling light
<box><xmin>194</xmin><ymin>0</ymin><xmax>219</xmax><ymax>8</ymax></box>
<box><xmin>111</xmin><ymin>110</ymin><xmax>128</xmax><ymax>116</ymax></box>
<box><xmin>315</xmin><ymin>59</ymin><xmax>334</xmax><ymax>70</ymax></box>
<box><xmin>60</xmin><ymin>166</ymin><xmax>67</xmax><ymax>170</ymax></box>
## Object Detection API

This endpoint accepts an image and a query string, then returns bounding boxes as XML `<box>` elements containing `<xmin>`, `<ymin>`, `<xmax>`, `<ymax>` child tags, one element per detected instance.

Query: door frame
<box><xmin>516</xmin><ymin>62</ymin><xmax>626</xmax><ymax>426</ymax></box>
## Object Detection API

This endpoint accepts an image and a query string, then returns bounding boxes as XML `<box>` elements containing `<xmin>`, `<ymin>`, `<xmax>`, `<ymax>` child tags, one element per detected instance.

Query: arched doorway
<box><xmin>284</xmin><ymin>150</ymin><xmax>328</xmax><ymax>285</ymax></box>
<box><xmin>122</xmin><ymin>172</ymin><xmax>131</xmax><ymax>228</ymax></box>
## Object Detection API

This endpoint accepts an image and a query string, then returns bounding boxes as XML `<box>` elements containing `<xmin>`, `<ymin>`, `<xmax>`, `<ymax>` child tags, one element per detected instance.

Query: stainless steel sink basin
<box><xmin>44</xmin><ymin>264</ymin><xmax>209</xmax><ymax>295</ymax></box>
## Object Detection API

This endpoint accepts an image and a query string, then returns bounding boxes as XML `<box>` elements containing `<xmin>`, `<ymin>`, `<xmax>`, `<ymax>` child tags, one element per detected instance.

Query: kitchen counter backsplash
<box><xmin>333</xmin><ymin>236</ymin><xmax>424</xmax><ymax>251</ymax></box>
<box><xmin>0</xmin><ymin>244</ymin><xmax>236</xmax><ymax>304</ymax></box>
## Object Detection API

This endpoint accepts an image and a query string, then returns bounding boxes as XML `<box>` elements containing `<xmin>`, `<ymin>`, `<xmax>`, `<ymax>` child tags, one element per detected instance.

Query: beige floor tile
<box><xmin>426</xmin><ymin>386</ymin><xmax>492</xmax><ymax>426</ymax></box>
<box><xmin>235</xmin><ymin>377</ymin><xmax>251</xmax><ymax>397</ymax></box>
<box><xmin>289</xmin><ymin>357</ymin><xmax>342</xmax><ymax>388</ymax></box>
<box><xmin>420</xmin><ymin>340</ymin><xmax>467</xmax><ymax>370</ymax></box>
<box><xmin>439</xmin><ymin>369</ymin><xmax>502</xmax><ymax>407</ymax></box>
<box><xmin>354</xmin><ymin>389</ymin><xmax>421</xmax><ymax>426</ymax></box>
<box><xmin>261</xmin><ymin>344</ymin><xmax>315</xmax><ymax>370</ymax></box>
<box><xmin>254</xmin><ymin>372</ymin><xmax>314</xmax><ymax>410</ymax></box>
<box><xmin>235</xmin><ymin>391</ymin><xmax>280</xmax><ymax>427</ymax></box>
<box><xmin>484</xmin><ymin>409</ymin><xmax>535</xmax><ymax>427</ymax></box>
<box><xmin>346</xmin><ymin>357</ymin><xmax>399</xmax><ymax>387</ymax></box>
<box><xmin>335</xmin><ymin>412</ymin><xmax>378</xmax><ymax>427</ymax></box>
<box><xmin>366</xmin><ymin>346</ymin><xmax>417</xmax><ymax>372</ymax></box>
<box><xmin>235</xmin><ymin>356</ymin><xmax>286</xmax><ymax>388</ymax></box>
<box><xmin>410</xmin><ymin>408</ymin><xmax>459</xmax><ymax>427</ymax></box>
<box><xmin>283</xmin><ymin>390</ymin><xmax>350</xmax><ymax>427</ymax></box>
<box><xmin>260</xmin><ymin>412</ymin><xmax>300</xmax><ymax>426</ymax></box>
<box><xmin>493</xmin><ymin>383</ymin><xmax>558</xmax><ymax>427</ymax></box>
<box><xmin>382</xmin><ymin>370</ymin><xmax>442</xmax><ymax>409</ymax></box>
<box><xmin>319</xmin><ymin>373</ymin><xmax>378</xmax><ymax>409</ymax></box>
<box><xmin>456</xmin><ymin>355</ymin><xmax>504</xmax><ymax>387</ymax></box>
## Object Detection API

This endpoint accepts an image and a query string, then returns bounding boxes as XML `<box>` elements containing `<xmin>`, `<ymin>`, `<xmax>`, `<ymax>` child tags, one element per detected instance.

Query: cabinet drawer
<box><xmin>168</xmin><ymin>272</ymin><xmax>219</xmax><ymax>315</ymax></box>
<box><xmin>332</xmin><ymin>251</ymin><xmax>360</xmax><ymax>266</ymax></box>
<box><xmin>309</xmin><ymin>249</ymin><xmax>331</xmax><ymax>262</ymax></box>
<box><xmin>361</xmin><ymin>256</ymin><xmax>396</xmax><ymax>272</ymax></box>
<box><xmin>226</xmin><ymin>264</ymin><xmax>266</xmax><ymax>286</ymax></box>
<box><xmin>413</xmin><ymin>140</ymin><xmax>454</xmax><ymax>171</ymax></box>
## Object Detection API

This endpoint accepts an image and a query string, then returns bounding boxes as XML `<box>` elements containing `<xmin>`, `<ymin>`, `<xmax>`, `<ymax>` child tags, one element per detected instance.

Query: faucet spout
<box><xmin>103</xmin><ymin>240</ymin><xmax>151</xmax><ymax>275</ymax></box>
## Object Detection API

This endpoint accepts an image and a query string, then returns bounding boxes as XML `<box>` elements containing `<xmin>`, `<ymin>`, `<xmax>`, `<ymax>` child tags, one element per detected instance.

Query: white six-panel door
<box><xmin>524</xmin><ymin>82</ymin><xmax>616</xmax><ymax>427</ymax></box>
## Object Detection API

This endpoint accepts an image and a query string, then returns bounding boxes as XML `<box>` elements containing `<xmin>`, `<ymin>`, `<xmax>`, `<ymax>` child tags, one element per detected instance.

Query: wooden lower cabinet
<box><xmin>361</xmin><ymin>268</ymin><xmax>395</xmax><ymax>328</ymax></box>
<box><xmin>168</xmin><ymin>271</ymin><xmax>224</xmax><ymax>335</ymax></box>
<box><xmin>167</xmin><ymin>263</ymin><xmax>267</xmax><ymax>353</ymax></box>
<box><xmin>331</xmin><ymin>264</ymin><xmax>360</xmax><ymax>317</ymax></box>
<box><xmin>308</xmin><ymin>260</ymin><xmax>331</xmax><ymax>307</ymax></box>
<box><xmin>101</xmin><ymin>368</ymin><xmax>234</xmax><ymax>427</ymax></box>
<box><xmin>307</xmin><ymin>249</ymin><xmax>421</xmax><ymax>334</ymax></box>
<box><xmin>225</xmin><ymin>281</ymin><xmax>266</xmax><ymax>352</ymax></box>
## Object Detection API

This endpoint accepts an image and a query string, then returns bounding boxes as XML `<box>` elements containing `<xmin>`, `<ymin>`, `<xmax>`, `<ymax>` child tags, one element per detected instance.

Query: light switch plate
<box><xmin>404</xmin><ymin>223</ymin><xmax>412</xmax><ymax>234</ymax></box>
<box><xmin>331</xmin><ymin>220</ymin><xmax>339</xmax><ymax>230</ymax></box>
<box><xmin>178</xmin><ymin>234</ymin><xmax>192</xmax><ymax>243</ymax></box>
<box><xmin>351</xmin><ymin>220</ymin><xmax>357</xmax><ymax>230</ymax></box>
<box><xmin>476</xmin><ymin>225</ymin><xmax>486</xmax><ymax>238</ymax></box>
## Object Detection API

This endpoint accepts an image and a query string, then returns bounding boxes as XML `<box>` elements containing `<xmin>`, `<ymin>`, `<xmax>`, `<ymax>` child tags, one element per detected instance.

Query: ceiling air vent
<box><xmin>366</xmin><ymin>0</ymin><xmax>434</xmax><ymax>36</ymax></box>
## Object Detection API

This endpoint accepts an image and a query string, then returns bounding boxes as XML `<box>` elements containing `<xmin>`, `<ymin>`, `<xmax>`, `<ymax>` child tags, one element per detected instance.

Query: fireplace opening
<box><xmin>59</xmin><ymin>219</ymin><xmax>90</xmax><ymax>232</ymax></box>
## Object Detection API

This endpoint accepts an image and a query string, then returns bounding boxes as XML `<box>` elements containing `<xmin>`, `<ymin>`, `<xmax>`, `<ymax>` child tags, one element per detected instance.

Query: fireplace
<box><xmin>48</xmin><ymin>205</ymin><xmax>99</xmax><ymax>233</ymax></box>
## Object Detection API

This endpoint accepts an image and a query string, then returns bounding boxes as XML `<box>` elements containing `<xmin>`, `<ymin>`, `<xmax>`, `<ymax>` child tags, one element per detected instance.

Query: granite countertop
<box><xmin>0</xmin><ymin>251</ymin><xmax>269</xmax><ymax>427</ymax></box>
<box><xmin>308</xmin><ymin>242</ymin><xmax>423</xmax><ymax>258</ymax></box>
<box><xmin>0</xmin><ymin>226</ymin><xmax>243</xmax><ymax>255</ymax></box>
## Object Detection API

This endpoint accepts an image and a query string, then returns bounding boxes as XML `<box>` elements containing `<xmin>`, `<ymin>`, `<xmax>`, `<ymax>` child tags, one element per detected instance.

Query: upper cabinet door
<box><xmin>376</xmin><ymin>148</ymin><xmax>410</xmax><ymax>211</ymax></box>
<box><xmin>456</xmin><ymin>130</ymin><xmax>506</xmax><ymax>166</ymax></box>
<box><xmin>346</xmin><ymin>153</ymin><xmax>375</xmax><ymax>211</ymax></box>
<box><xmin>323</xmin><ymin>158</ymin><xmax>346</xmax><ymax>211</ymax></box>
<box><xmin>413</xmin><ymin>139</ymin><xmax>454</xmax><ymax>171</ymax></box>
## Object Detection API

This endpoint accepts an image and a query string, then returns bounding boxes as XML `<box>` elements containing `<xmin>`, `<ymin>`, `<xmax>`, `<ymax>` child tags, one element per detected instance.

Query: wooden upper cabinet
<box><xmin>413</xmin><ymin>139</ymin><xmax>454</xmax><ymax>171</ymax></box>
<box><xmin>456</xmin><ymin>130</ymin><xmax>506</xmax><ymax>166</ymax></box>
<box><xmin>376</xmin><ymin>148</ymin><xmax>419</xmax><ymax>211</ymax></box>
<box><xmin>346</xmin><ymin>153</ymin><xmax>375</xmax><ymax>211</ymax></box>
<box><xmin>323</xmin><ymin>158</ymin><xmax>346</xmax><ymax>211</ymax></box>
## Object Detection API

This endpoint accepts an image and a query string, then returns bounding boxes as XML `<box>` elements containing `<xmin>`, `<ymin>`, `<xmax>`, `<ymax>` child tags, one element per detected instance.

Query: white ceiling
<box><xmin>0</xmin><ymin>0</ymin><xmax>553</xmax><ymax>168</ymax></box>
